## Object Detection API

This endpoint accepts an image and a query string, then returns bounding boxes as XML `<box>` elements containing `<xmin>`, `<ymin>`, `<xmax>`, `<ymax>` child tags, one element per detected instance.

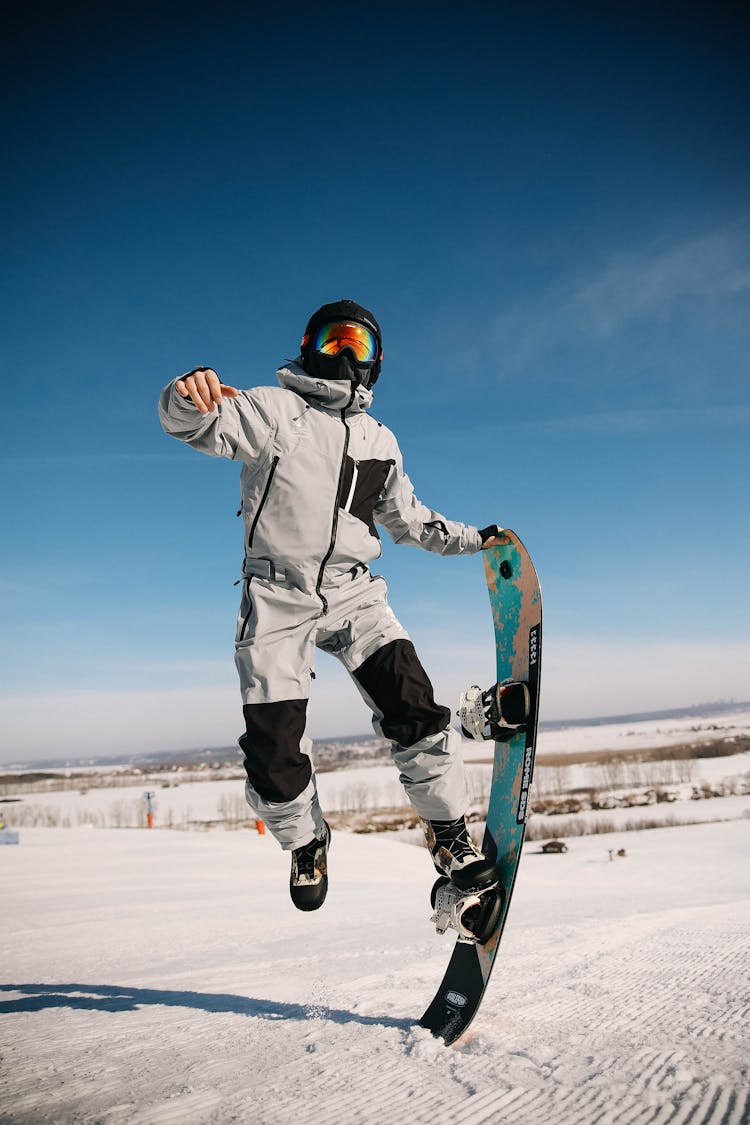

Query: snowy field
<box><xmin>3</xmin><ymin>705</ymin><xmax>749</xmax><ymax>833</ymax></box>
<box><xmin>5</xmin><ymin>758</ymin><xmax>750</xmax><ymax>835</ymax></box>
<box><xmin>5</xmin><ymin>764</ymin><xmax>750</xmax><ymax>861</ymax></box>
<box><xmin>530</xmin><ymin>706</ymin><xmax>750</xmax><ymax>756</ymax></box>
<box><xmin>2</xmin><ymin>820</ymin><xmax>749</xmax><ymax>1124</ymax></box>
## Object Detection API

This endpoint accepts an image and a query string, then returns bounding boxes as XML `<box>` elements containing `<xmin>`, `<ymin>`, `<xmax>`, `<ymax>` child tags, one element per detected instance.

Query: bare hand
<box><xmin>176</xmin><ymin>367</ymin><xmax>239</xmax><ymax>414</ymax></box>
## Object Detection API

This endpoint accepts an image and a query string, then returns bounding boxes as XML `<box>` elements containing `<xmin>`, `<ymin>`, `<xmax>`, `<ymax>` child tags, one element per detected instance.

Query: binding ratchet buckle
<box><xmin>458</xmin><ymin>680</ymin><xmax>530</xmax><ymax>742</ymax></box>
<box><xmin>430</xmin><ymin>877</ymin><xmax>503</xmax><ymax>945</ymax></box>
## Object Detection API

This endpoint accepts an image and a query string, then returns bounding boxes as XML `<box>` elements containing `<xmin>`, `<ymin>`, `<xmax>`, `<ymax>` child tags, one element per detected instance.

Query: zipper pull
<box><xmin>343</xmin><ymin>460</ymin><xmax>359</xmax><ymax>512</ymax></box>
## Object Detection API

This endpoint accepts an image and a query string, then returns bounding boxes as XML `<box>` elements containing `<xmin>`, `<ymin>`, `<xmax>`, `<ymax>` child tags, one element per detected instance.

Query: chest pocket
<box><xmin>339</xmin><ymin>458</ymin><xmax>395</xmax><ymax>537</ymax></box>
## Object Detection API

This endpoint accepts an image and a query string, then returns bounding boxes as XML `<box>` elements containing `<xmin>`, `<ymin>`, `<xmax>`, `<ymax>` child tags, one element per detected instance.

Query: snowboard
<box><xmin>420</xmin><ymin>530</ymin><xmax>542</xmax><ymax>1045</ymax></box>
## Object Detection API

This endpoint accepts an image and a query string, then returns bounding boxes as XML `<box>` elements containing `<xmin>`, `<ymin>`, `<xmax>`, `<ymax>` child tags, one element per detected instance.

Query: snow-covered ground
<box><xmin>4</xmin><ymin>747</ymin><xmax>749</xmax><ymax>833</ymax></box>
<box><xmin>2</xmin><ymin>821</ymin><xmax>749</xmax><ymax>1124</ymax></box>
<box><xmin>532</xmin><ymin>707</ymin><xmax>750</xmax><ymax>756</ymax></box>
<box><xmin>6</xmin><ymin>758</ymin><xmax>749</xmax><ymax>833</ymax></box>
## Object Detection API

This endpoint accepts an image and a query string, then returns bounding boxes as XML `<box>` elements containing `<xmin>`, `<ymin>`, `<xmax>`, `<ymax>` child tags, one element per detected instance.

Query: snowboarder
<box><xmin>159</xmin><ymin>299</ymin><xmax>505</xmax><ymax>912</ymax></box>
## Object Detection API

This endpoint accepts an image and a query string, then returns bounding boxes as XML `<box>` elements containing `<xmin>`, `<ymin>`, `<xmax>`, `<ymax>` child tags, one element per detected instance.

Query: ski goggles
<box><xmin>309</xmin><ymin>321</ymin><xmax>379</xmax><ymax>364</ymax></box>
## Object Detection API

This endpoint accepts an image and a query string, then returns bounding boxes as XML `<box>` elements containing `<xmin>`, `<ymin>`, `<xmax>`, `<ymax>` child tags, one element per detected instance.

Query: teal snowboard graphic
<box><xmin>420</xmin><ymin>530</ymin><xmax>542</xmax><ymax>1044</ymax></box>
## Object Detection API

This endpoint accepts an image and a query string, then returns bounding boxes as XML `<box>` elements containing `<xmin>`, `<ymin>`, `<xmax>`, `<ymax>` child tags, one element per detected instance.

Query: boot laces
<box><xmin>431</xmin><ymin>817</ymin><xmax>478</xmax><ymax>863</ymax></box>
<box><xmin>293</xmin><ymin>840</ymin><xmax>317</xmax><ymax>880</ymax></box>
<box><xmin>292</xmin><ymin>829</ymin><xmax>327</xmax><ymax>882</ymax></box>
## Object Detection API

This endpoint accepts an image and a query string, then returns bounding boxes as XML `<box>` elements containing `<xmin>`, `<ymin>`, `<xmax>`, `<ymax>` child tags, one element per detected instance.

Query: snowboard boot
<box><xmin>459</xmin><ymin>679</ymin><xmax>530</xmax><ymax>742</ymax></box>
<box><xmin>289</xmin><ymin>821</ymin><xmax>331</xmax><ymax>912</ymax></box>
<box><xmin>421</xmin><ymin>816</ymin><xmax>497</xmax><ymax>894</ymax></box>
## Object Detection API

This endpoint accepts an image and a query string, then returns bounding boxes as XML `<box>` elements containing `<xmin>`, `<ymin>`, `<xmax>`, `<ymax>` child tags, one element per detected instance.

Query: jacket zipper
<box><xmin>238</xmin><ymin>576</ymin><xmax>254</xmax><ymax>642</ymax></box>
<box><xmin>315</xmin><ymin>390</ymin><xmax>355</xmax><ymax>613</ymax></box>
<box><xmin>343</xmin><ymin>460</ymin><xmax>359</xmax><ymax>512</ymax></box>
<box><xmin>247</xmin><ymin>455</ymin><xmax>279</xmax><ymax>549</ymax></box>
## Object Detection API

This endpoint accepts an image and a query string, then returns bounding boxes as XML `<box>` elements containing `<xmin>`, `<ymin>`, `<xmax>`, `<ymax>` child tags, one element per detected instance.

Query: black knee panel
<box><xmin>353</xmin><ymin>639</ymin><xmax>451</xmax><ymax>748</ymax></box>
<box><xmin>240</xmin><ymin>699</ymin><xmax>310</xmax><ymax>802</ymax></box>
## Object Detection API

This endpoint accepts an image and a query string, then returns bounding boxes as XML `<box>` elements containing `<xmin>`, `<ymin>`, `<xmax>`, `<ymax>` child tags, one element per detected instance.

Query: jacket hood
<box><xmin>276</xmin><ymin>360</ymin><xmax>374</xmax><ymax>414</ymax></box>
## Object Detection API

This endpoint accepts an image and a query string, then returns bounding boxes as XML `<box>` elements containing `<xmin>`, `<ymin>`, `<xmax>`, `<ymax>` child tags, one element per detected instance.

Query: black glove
<box><xmin>479</xmin><ymin>524</ymin><xmax>500</xmax><ymax>545</ymax></box>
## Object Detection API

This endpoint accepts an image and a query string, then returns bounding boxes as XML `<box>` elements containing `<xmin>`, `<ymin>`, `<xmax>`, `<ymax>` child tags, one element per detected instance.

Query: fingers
<box><xmin>189</xmin><ymin>368</ymin><xmax>221</xmax><ymax>413</ymax></box>
<box><xmin>176</xmin><ymin>368</ymin><xmax>239</xmax><ymax>413</ymax></box>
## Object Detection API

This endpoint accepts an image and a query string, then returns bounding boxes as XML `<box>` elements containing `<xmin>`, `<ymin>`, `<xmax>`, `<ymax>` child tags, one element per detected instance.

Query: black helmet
<box><xmin>300</xmin><ymin>299</ymin><xmax>383</xmax><ymax>388</ymax></box>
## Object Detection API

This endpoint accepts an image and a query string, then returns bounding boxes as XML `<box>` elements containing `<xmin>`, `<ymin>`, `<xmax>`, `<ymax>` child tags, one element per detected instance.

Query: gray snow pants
<box><xmin>234</xmin><ymin>569</ymin><xmax>469</xmax><ymax>850</ymax></box>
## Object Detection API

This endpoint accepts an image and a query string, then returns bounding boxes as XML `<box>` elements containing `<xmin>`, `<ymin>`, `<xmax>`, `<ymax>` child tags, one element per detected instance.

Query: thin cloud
<box><xmin>423</xmin><ymin>403</ymin><xmax>750</xmax><ymax>442</ymax></box>
<box><xmin>0</xmin><ymin>665</ymin><xmax>374</xmax><ymax>761</ymax></box>
<box><xmin>0</xmin><ymin>453</ymin><xmax>187</xmax><ymax>468</ymax></box>
<box><xmin>3</xmin><ymin>634</ymin><xmax>750</xmax><ymax>760</ymax></box>
<box><xmin>423</xmin><ymin>635</ymin><xmax>750</xmax><ymax>725</ymax></box>
<box><xmin>569</xmin><ymin>230</ymin><xmax>750</xmax><ymax>338</ymax></box>
<box><xmin>491</xmin><ymin>226</ymin><xmax>750</xmax><ymax>370</ymax></box>
<box><xmin>532</xmin><ymin>403</ymin><xmax>750</xmax><ymax>433</ymax></box>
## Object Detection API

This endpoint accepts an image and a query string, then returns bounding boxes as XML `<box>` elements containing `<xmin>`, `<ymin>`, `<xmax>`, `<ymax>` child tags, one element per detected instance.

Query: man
<box><xmin>159</xmin><ymin>299</ymin><xmax>506</xmax><ymax>912</ymax></box>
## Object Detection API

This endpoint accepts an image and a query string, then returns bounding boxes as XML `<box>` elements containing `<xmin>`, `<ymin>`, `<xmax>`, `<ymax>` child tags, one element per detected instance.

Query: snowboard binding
<box><xmin>458</xmin><ymin>680</ymin><xmax>530</xmax><ymax>743</ymax></box>
<box><xmin>430</xmin><ymin>876</ymin><xmax>504</xmax><ymax>945</ymax></box>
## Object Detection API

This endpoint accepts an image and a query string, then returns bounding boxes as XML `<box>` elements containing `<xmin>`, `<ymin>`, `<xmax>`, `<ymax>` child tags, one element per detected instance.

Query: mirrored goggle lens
<box><xmin>313</xmin><ymin>321</ymin><xmax>377</xmax><ymax>364</ymax></box>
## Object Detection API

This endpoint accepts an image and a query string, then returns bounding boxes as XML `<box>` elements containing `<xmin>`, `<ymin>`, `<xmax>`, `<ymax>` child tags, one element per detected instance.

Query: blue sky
<box><xmin>2</xmin><ymin>2</ymin><xmax>749</xmax><ymax>761</ymax></box>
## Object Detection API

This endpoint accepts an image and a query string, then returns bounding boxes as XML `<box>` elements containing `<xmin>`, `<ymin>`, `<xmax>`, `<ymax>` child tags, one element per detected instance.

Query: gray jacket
<box><xmin>159</xmin><ymin>361</ymin><xmax>483</xmax><ymax>603</ymax></box>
